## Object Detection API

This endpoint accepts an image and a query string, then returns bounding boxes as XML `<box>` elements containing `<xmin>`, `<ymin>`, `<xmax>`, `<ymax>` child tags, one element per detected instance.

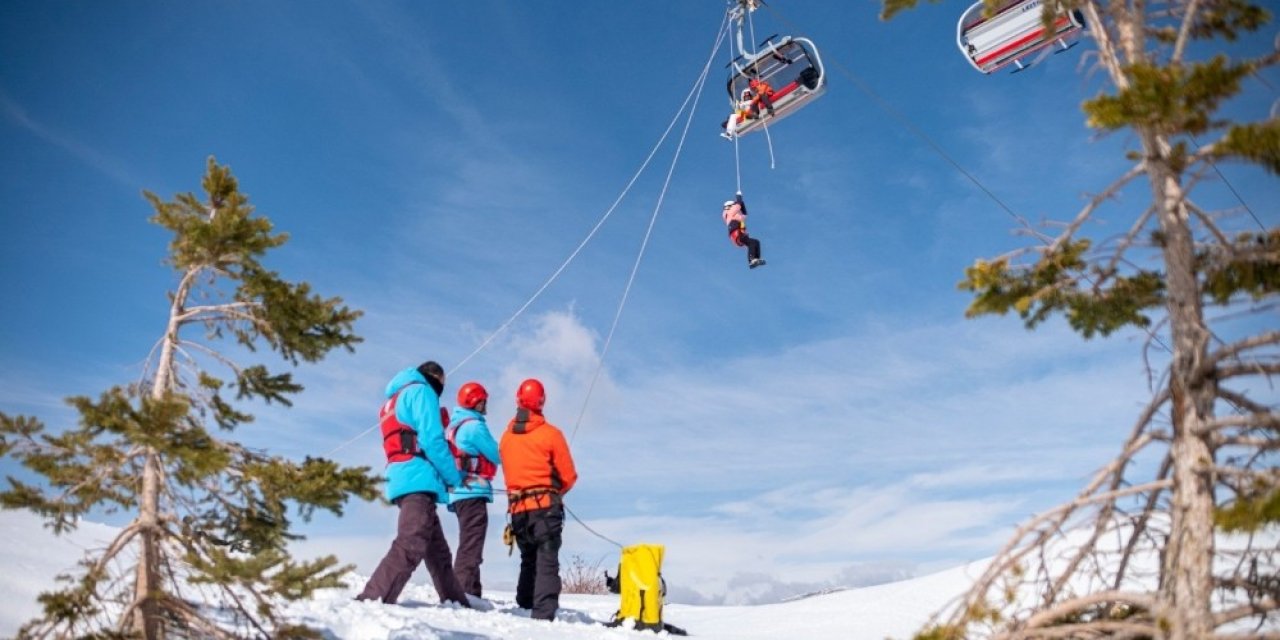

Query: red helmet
<box><xmin>457</xmin><ymin>382</ymin><xmax>488</xmax><ymax>409</ymax></box>
<box><xmin>516</xmin><ymin>378</ymin><xmax>546</xmax><ymax>411</ymax></box>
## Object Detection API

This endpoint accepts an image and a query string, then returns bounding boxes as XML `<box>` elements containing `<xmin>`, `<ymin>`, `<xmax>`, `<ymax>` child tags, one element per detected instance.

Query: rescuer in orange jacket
<box><xmin>499</xmin><ymin>378</ymin><xmax>578</xmax><ymax>621</ymax></box>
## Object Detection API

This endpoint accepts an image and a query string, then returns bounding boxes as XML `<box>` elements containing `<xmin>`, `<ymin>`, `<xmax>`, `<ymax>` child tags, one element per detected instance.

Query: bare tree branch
<box><xmin>1205</xmin><ymin>332</ymin><xmax>1280</xmax><ymax>372</ymax></box>
<box><xmin>1217</xmin><ymin>362</ymin><xmax>1280</xmax><ymax>380</ymax></box>
<box><xmin>1172</xmin><ymin>0</ymin><xmax>1202</xmax><ymax>64</ymax></box>
<box><xmin>174</xmin><ymin>300</ymin><xmax>256</xmax><ymax>324</ymax></box>
<box><xmin>1022</xmin><ymin>589</ymin><xmax>1157</xmax><ymax>629</ymax></box>
<box><xmin>1052</xmin><ymin>161</ymin><xmax>1148</xmax><ymax>253</ymax></box>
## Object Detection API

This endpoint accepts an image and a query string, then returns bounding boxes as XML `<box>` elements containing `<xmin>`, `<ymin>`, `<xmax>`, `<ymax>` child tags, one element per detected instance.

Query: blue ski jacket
<box><xmin>382</xmin><ymin>367</ymin><xmax>463</xmax><ymax>502</ymax></box>
<box><xmin>445</xmin><ymin>407</ymin><xmax>502</xmax><ymax>508</ymax></box>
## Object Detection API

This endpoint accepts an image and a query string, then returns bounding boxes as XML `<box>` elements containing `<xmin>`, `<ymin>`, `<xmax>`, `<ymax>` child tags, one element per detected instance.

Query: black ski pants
<box><xmin>728</xmin><ymin>221</ymin><xmax>762</xmax><ymax>263</ymax></box>
<box><xmin>740</xmin><ymin>234</ymin><xmax>762</xmax><ymax>262</ymax></box>
<box><xmin>451</xmin><ymin>497</ymin><xmax>489</xmax><ymax>598</ymax></box>
<box><xmin>511</xmin><ymin>505</ymin><xmax>565</xmax><ymax>621</ymax></box>
<box><xmin>358</xmin><ymin>492</ymin><xmax>469</xmax><ymax>607</ymax></box>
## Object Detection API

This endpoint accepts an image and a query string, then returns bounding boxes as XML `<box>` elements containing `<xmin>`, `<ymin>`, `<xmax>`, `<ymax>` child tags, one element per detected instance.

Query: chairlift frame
<box><xmin>956</xmin><ymin>0</ymin><xmax>1085</xmax><ymax>74</ymax></box>
<box><xmin>722</xmin><ymin>0</ymin><xmax>826</xmax><ymax>139</ymax></box>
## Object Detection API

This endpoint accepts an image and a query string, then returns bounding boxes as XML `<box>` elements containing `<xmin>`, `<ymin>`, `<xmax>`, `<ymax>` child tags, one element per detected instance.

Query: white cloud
<box><xmin>0</xmin><ymin>89</ymin><xmax>141</xmax><ymax>189</ymax></box>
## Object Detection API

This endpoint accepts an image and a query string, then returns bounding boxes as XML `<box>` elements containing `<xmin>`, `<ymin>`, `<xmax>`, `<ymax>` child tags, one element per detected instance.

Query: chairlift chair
<box><xmin>957</xmin><ymin>0</ymin><xmax>1085</xmax><ymax>74</ymax></box>
<box><xmin>724</xmin><ymin>35</ymin><xmax>826</xmax><ymax>138</ymax></box>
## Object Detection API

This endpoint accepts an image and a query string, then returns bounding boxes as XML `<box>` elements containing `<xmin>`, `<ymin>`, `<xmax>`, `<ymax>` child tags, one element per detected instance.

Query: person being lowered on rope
<box><xmin>499</xmin><ymin>378</ymin><xmax>578</xmax><ymax>622</ymax></box>
<box><xmin>722</xmin><ymin>193</ymin><xmax>765</xmax><ymax>269</ymax></box>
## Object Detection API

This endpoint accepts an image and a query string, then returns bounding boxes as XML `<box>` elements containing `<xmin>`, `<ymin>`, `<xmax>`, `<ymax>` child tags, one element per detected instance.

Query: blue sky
<box><xmin>2</xmin><ymin>2</ymin><xmax>1276</xmax><ymax>604</ymax></box>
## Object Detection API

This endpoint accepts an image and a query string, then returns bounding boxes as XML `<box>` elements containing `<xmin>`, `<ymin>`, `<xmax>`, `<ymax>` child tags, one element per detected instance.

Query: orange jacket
<box><xmin>499</xmin><ymin>409</ymin><xmax>578</xmax><ymax>513</ymax></box>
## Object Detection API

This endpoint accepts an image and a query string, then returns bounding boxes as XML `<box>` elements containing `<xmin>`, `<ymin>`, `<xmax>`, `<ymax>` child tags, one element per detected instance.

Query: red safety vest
<box><xmin>446</xmin><ymin>418</ymin><xmax>498</xmax><ymax>480</ymax></box>
<box><xmin>379</xmin><ymin>384</ymin><xmax>449</xmax><ymax>464</ymax></box>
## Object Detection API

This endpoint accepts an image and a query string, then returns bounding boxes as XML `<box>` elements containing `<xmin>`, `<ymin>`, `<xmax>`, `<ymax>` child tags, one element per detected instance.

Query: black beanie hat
<box><xmin>417</xmin><ymin>361</ymin><xmax>445</xmax><ymax>396</ymax></box>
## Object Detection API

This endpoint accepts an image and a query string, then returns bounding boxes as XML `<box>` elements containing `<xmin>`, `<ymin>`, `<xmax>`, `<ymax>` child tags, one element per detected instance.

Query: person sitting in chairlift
<box><xmin>721</xmin><ymin>87</ymin><xmax>759</xmax><ymax>140</ymax></box>
<box><xmin>748</xmin><ymin>77</ymin><xmax>775</xmax><ymax>117</ymax></box>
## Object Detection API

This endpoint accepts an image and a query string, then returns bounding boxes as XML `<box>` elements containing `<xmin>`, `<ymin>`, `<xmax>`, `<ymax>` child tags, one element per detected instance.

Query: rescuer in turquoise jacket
<box><xmin>382</xmin><ymin>365</ymin><xmax>463</xmax><ymax>501</ymax></box>
<box><xmin>357</xmin><ymin>361</ymin><xmax>470</xmax><ymax>606</ymax></box>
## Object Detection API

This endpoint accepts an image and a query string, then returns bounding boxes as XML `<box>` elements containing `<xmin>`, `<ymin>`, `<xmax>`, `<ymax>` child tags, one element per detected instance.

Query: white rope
<box><xmin>746</xmin><ymin>7</ymin><xmax>778</xmax><ymax>170</ymax></box>
<box><xmin>763</xmin><ymin>120</ymin><xmax>776</xmax><ymax>169</ymax></box>
<box><xmin>734</xmin><ymin>132</ymin><xmax>743</xmax><ymax>194</ymax></box>
<box><xmin>729</xmin><ymin>17</ymin><xmax>744</xmax><ymax>194</ymax></box>
<box><xmin>569</xmin><ymin>13</ymin><xmax>728</xmax><ymax>443</ymax></box>
<box><xmin>323</xmin><ymin>12</ymin><xmax>731</xmax><ymax>459</ymax></box>
<box><xmin>559</xmin><ymin>16</ymin><xmax>729</xmax><ymax>550</ymax></box>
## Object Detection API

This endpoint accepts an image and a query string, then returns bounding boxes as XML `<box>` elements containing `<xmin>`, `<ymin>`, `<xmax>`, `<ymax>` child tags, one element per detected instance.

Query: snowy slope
<box><xmin>0</xmin><ymin>508</ymin><xmax>978</xmax><ymax>639</ymax></box>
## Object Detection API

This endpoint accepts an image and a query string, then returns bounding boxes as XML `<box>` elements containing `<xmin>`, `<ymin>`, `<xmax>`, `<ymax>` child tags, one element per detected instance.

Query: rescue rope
<box><xmin>1189</xmin><ymin>134</ymin><xmax>1267</xmax><ymax>232</ymax></box>
<box><xmin>322</xmin><ymin>13</ymin><xmax>732</xmax><ymax>459</ymax></box>
<box><xmin>746</xmin><ymin>5</ymin><xmax>779</xmax><ymax>169</ymax></box>
<box><xmin>564</xmin><ymin>503</ymin><xmax>625</xmax><ymax>549</ymax></box>
<box><xmin>494</xmin><ymin>488</ymin><xmax>625</xmax><ymax>549</ymax></box>
<box><xmin>569</xmin><ymin>10</ymin><xmax>729</xmax><ymax>443</ymax></box>
<box><xmin>734</xmin><ymin>126</ymin><xmax>743</xmax><ymax>195</ymax></box>
<box><xmin>729</xmin><ymin>20</ymin><xmax>744</xmax><ymax>195</ymax></box>
<box><xmin>762</xmin><ymin>120</ymin><xmax>777</xmax><ymax>169</ymax></box>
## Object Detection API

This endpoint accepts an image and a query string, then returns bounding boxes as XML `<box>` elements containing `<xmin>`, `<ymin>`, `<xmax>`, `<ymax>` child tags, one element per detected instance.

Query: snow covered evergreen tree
<box><xmin>0</xmin><ymin>157</ymin><xmax>381</xmax><ymax>639</ymax></box>
<box><xmin>880</xmin><ymin>1</ymin><xmax>1278</xmax><ymax>638</ymax></box>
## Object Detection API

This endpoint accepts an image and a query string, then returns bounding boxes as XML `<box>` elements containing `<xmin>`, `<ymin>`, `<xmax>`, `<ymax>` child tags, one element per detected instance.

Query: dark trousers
<box><xmin>740</xmin><ymin>234</ymin><xmax>762</xmax><ymax>262</ymax></box>
<box><xmin>358</xmin><ymin>492</ymin><xmax>469</xmax><ymax>607</ymax></box>
<box><xmin>451</xmin><ymin>497</ymin><xmax>489</xmax><ymax>598</ymax></box>
<box><xmin>729</xmin><ymin>222</ymin><xmax>762</xmax><ymax>262</ymax></box>
<box><xmin>511</xmin><ymin>505</ymin><xmax>565</xmax><ymax>621</ymax></box>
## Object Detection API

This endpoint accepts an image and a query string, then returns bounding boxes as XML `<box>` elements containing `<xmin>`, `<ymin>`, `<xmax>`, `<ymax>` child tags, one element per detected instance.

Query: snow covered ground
<box><xmin>0</xmin><ymin>508</ymin><xmax>981</xmax><ymax>639</ymax></box>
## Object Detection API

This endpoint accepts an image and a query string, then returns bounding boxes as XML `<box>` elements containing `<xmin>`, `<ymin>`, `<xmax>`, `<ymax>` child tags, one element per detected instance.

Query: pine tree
<box><xmin>0</xmin><ymin>157</ymin><xmax>381</xmax><ymax>639</ymax></box>
<box><xmin>882</xmin><ymin>1</ymin><xmax>1278</xmax><ymax>638</ymax></box>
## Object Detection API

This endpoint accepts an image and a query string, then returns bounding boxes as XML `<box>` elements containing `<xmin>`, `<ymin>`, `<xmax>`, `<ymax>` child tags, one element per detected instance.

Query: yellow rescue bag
<box><xmin>605</xmin><ymin>544</ymin><xmax>686</xmax><ymax>634</ymax></box>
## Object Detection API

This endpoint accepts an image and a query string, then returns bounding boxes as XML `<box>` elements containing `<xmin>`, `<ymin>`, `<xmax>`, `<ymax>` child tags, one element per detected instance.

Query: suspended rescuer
<box><xmin>723</xmin><ymin>193</ymin><xmax>765</xmax><ymax>268</ymax></box>
<box><xmin>357</xmin><ymin>361</ymin><xmax>472</xmax><ymax>608</ymax></box>
<box><xmin>445</xmin><ymin>381</ymin><xmax>502</xmax><ymax>599</ymax></box>
<box><xmin>499</xmin><ymin>378</ymin><xmax>578</xmax><ymax>621</ymax></box>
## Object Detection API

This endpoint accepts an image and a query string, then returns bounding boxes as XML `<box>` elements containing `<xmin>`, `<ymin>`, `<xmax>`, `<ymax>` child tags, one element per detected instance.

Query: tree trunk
<box><xmin>1144</xmin><ymin>131</ymin><xmax>1217</xmax><ymax>639</ymax></box>
<box><xmin>130</xmin><ymin>292</ymin><xmax>184</xmax><ymax>639</ymax></box>
<box><xmin>131</xmin><ymin>453</ymin><xmax>163</xmax><ymax>640</ymax></box>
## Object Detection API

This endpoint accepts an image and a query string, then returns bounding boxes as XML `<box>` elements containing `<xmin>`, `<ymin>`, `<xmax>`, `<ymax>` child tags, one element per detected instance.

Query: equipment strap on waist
<box><xmin>506</xmin><ymin>486</ymin><xmax>560</xmax><ymax>512</ymax></box>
